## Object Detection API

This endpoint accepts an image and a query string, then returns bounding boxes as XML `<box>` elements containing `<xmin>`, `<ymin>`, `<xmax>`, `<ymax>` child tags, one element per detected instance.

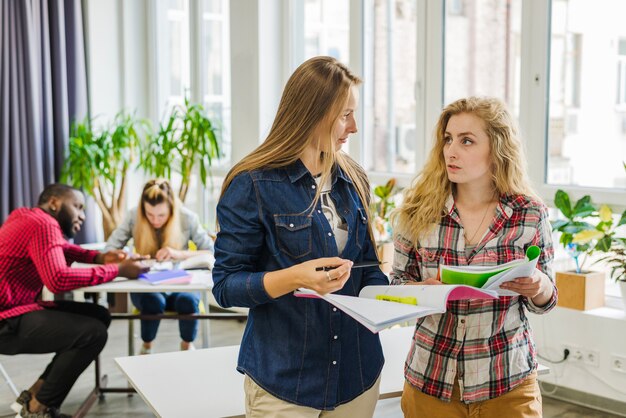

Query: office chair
<box><xmin>0</xmin><ymin>359</ymin><xmax>19</xmax><ymax>397</ymax></box>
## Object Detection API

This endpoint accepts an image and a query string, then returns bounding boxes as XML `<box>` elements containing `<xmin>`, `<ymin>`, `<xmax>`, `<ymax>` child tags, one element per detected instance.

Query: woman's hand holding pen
<box><xmin>295</xmin><ymin>257</ymin><xmax>353</xmax><ymax>295</ymax></box>
<box><xmin>263</xmin><ymin>257</ymin><xmax>353</xmax><ymax>298</ymax></box>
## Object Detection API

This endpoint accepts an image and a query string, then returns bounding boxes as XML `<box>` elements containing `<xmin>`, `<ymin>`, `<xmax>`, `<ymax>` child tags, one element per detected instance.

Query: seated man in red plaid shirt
<box><xmin>0</xmin><ymin>184</ymin><xmax>148</xmax><ymax>418</ymax></box>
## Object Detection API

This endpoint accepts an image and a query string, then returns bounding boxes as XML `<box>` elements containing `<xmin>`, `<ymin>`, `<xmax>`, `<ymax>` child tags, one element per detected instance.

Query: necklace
<box><xmin>463</xmin><ymin>200</ymin><xmax>494</xmax><ymax>245</ymax></box>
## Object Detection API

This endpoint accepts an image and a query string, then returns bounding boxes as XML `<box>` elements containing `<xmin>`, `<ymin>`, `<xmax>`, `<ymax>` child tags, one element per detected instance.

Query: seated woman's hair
<box><xmin>134</xmin><ymin>179</ymin><xmax>183</xmax><ymax>256</ymax></box>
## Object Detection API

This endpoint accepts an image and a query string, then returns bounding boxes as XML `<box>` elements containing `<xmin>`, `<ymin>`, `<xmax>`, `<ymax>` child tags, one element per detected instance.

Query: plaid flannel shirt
<box><xmin>390</xmin><ymin>194</ymin><xmax>557</xmax><ymax>403</ymax></box>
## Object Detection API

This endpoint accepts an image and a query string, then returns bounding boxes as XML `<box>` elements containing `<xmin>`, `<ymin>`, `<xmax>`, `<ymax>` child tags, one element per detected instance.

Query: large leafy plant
<box><xmin>61</xmin><ymin>112</ymin><xmax>148</xmax><ymax>239</ymax></box>
<box><xmin>551</xmin><ymin>189</ymin><xmax>626</xmax><ymax>273</ymax></box>
<box><xmin>139</xmin><ymin>99</ymin><xmax>221</xmax><ymax>202</ymax></box>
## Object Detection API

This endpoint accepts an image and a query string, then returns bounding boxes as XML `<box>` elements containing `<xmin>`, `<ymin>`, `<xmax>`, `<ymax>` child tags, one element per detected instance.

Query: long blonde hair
<box><xmin>133</xmin><ymin>179</ymin><xmax>183</xmax><ymax>256</ymax></box>
<box><xmin>220</xmin><ymin>56</ymin><xmax>372</xmax><ymax>233</ymax></box>
<box><xmin>392</xmin><ymin>96</ymin><xmax>536</xmax><ymax>244</ymax></box>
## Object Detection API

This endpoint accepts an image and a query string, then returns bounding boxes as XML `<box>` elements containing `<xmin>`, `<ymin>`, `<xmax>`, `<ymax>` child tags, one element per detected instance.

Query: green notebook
<box><xmin>440</xmin><ymin>246</ymin><xmax>541</xmax><ymax>293</ymax></box>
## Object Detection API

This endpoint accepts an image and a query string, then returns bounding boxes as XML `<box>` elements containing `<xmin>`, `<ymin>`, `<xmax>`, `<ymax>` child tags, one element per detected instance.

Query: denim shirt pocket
<box><xmin>274</xmin><ymin>214</ymin><xmax>313</xmax><ymax>258</ymax></box>
<box><xmin>354</xmin><ymin>208</ymin><xmax>369</xmax><ymax>250</ymax></box>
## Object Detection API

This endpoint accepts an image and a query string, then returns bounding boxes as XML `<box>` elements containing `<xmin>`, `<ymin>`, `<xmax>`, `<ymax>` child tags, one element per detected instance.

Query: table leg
<box><xmin>201</xmin><ymin>291</ymin><xmax>210</xmax><ymax>348</ymax></box>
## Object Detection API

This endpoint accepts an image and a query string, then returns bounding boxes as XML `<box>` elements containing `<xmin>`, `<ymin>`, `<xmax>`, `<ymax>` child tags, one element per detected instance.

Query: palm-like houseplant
<box><xmin>139</xmin><ymin>99</ymin><xmax>221</xmax><ymax>202</ymax></box>
<box><xmin>61</xmin><ymin>112</ymin><xmax>149</xmax><ymax>238</ymax></box>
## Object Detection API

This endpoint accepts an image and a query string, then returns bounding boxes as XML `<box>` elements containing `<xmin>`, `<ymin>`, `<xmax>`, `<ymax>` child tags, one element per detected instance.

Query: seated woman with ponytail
<box><xmin>105</xmin><ymin>179</ymin><xmax>214</xmax><ymax>353</ymax></box>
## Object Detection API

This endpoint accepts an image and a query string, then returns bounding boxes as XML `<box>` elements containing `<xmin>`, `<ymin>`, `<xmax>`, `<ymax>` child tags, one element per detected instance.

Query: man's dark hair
<box><xmin>37</xmin><ymin>183</ymin><xmax>80</xmax><ymax>205</ymax></box>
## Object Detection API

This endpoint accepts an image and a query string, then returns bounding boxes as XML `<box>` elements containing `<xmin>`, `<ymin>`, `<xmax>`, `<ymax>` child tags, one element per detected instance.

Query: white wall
<box><xmin>531</xmin><ymin>307</ymin><xmax>626</xmax><ymax>403</ymax></box>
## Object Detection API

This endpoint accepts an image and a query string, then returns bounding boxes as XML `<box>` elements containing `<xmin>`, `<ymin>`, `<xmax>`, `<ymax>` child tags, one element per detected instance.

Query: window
<box><xmin>546</xmin><ymin>0</ymin><xmax>626</xmax><ymax>190</ymax></box>
<box><xmin>444</xmin><ymin>0</ymin><xmax>522</xmax><ymax>117</ymax></box>
<box><xmin>365</xmin><ymin>0</ymin><xmax>418</xmax><ymax>175</ymax></box>
<box><xmin>154</xmin><ymin>0</ymin><xmax>231</xmax><ymax>164</ymax></box>
<box><xmin>302</xmin><ymin>0</ymin><xmax>350</xmax><ymax>63</ymax></box>
<box><xmin>201</xmin><ymin>0</ymin><xmax>231</xmax><ymax>166</ymax></box>
<box><xmin>156</xmin><ymin>0</ymin><xmax>191</xmax><ymax>110</ymax></box>
<box><xmin>618</xmin><ymin>39</ymin><xmax>626</xmax><ymax>107</ymax></box>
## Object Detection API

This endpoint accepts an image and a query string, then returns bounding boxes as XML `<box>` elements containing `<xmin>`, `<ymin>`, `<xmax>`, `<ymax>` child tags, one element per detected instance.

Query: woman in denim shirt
<box><xmin>212</xmin><ymin>56</ymin><xmax>388</xmax><ymax>417</ymax></box>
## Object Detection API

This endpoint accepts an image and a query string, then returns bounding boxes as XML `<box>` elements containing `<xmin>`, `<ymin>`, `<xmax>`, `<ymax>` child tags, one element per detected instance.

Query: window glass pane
<box><xmin>303</xmin><ymin>0</ymin><xmax>350</xmax><ymax>62</ymax></box>
<box><xmin>203</xmin><ymin>0</ymin><xmax>221</xmax><ymax>14</ymax></box>
<box><xmin>203</xmin><ymin>20</ymin><xmax>223</xmax><ymax>96</ymax></box>
<box><xmin>547</xmin><ymin>0</ymin><xmax>626</xmax><ymax>189</ymax></box>
<box><xmin>164</xmin><ymin>1</ymin><xmax>190</xmax><ymax>109</ymax></box>
<box><xmin>202</xmin><ymin>0</ymin><xmax>230</xmax><ymax>168</ymax></box>
<box><xmin>169</xmin><ymin>0</ymin><xmax>185</xmax><ymax>10</ymax></box>
<box><xmin>169</xmin><ymin>20</ymin><xmax>183</xmax><ymax>96</ymax></box>
<box><xmin>444</xmin><ymin>0</ymin><xmax>522</xmax><ymax>116</ymax></box>
<box><xmin>366</xmin><ymin>0</ymin><xmax>417</xmax><ymax>174</ymax></box>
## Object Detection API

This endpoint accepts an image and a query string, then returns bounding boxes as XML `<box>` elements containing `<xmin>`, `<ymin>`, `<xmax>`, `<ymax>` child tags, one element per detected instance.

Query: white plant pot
<box><xmin>620</xmin><ymin>281</ymin><xmax>626</xmax><ymax>310</ymax></box>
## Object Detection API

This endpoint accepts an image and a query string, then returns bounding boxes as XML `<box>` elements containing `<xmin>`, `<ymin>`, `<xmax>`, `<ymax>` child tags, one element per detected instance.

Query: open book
<box><xmin>139</xmin><ymin>269</ymin><xmax>192</xmax><ymax>285</ymax></box>
<box><xmin>295</xmin><ymin>285</ymin><xmax>498</xmax><ymax>333</ymax></box>
<box><xmin>439</xmin><ymin>245</ymin><xmax>541</xmax><ymax>296</ymax></box>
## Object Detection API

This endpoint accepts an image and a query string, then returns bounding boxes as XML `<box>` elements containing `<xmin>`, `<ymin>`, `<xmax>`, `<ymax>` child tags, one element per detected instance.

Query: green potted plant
<box><xmin>551</xmin><ymin>189</ymin><xmax>626</xmax><ymax>310</ymax></box>
<box><xmin>61</xmin><ymin>112</ymin><xmax>149</xmax><ymax>239</ymax></box>
<box><xmin>370</xmin><ymin>178</ymin><xmax>400</xmax><ymax>273</ymax></box>
<box><xmin>139</xmin><ymin>99</ymin><xmax>221</xmax><ymax>202</ymax></box>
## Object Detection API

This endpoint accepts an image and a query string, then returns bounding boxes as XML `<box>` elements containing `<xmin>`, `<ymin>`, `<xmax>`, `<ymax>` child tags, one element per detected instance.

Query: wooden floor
<box><xmin>0</xmin><ymin>313</ymin><xmax>622</xmax><ymax>418</ymax></box>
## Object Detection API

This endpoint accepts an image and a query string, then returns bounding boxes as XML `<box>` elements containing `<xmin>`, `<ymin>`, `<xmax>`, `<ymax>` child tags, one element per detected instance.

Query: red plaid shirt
<box><xmin>390</xmin><ymin>194</ymin><xmax>557</xmax><ymax>403</ymax></box>
<box><xmin>0</xmin><ymin>208</ymin><xmax>119</xmax><ymax>320</ymax></box>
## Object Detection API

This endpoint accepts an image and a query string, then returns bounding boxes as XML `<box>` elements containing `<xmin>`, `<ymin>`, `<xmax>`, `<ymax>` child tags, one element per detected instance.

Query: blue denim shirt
<box><xmin>212</xmin><ymin>159</ymin><xmax>388</xmax><ymax>410</ymax></box>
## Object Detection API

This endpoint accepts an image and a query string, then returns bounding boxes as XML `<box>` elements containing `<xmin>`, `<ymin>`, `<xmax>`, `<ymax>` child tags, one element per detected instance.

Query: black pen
<box><xmin>315</xmin><ymin>261</ymin><xmax>387</xmax><ymax>272</ymax></box>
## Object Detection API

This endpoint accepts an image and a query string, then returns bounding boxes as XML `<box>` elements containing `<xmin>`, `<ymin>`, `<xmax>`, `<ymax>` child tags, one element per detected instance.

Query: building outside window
<box><xmin>547</xmin><ymin>0</ymin><xmax>626</xmax><ymax>190</ymax></box>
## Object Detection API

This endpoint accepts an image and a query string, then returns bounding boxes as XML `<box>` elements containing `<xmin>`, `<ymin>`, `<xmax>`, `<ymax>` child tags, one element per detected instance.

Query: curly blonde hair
<box><xmin>392</xmin><ymin>96</ymin><xmax>536</xmax><ymax>244</ymax></box>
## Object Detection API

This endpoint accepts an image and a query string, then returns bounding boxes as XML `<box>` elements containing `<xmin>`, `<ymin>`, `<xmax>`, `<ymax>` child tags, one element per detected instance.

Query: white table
<box><xmin>115</xmin><ymin>325</ymin><xmax>550</xmax><ymax>418</ymax></box>
<box><xmin>74</xmin><ymin>271</ymin><xmax>215</xmax><ymax>348</ymax></box>
<box><xmin>115</xmin><ymin>326</ymin><xmax>412</xmax><ymax>418</ymax></box>
<box><xmin>71</xmin><ymin>271</ymin><xmax>247</xmax><ymax>416</ymax></box>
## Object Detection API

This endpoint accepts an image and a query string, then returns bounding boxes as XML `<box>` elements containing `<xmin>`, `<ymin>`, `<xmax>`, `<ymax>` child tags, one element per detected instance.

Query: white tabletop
<box><xmin>73</xmin><ymin>270</ymin><xmax>213</xmax><ymax>293</ymax></box>
<box><xmin>115</xmin><ymin>326</ymin><xmax>414</xmax><ymax>418</ymax></box>
<box><xmin>115</xmin><ymin>325</ymin><xmax>550</xmax><ymax>418</ymax></box>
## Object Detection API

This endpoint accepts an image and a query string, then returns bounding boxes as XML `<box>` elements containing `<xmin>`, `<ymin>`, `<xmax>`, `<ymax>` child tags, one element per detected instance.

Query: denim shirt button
<box><xmin>317</xmin><ymin>210</ymin><xmax>321</xmax><ymax>213</ymax></box>
<box><xmin>311</xmin><ymin>184</ymin><xmax>316</xmax><ymax>189</ymax></box>
<box><xmin>332</xmin><ymin>307</ymin><xmax>337</xmax><ymax>312</ymax></box>
<box><xmin>289</xmin><ymin>223</ymin><xmax>294</xmax><ymax>228</ymax></box>
<box><xmin>333</xmin><ymin>335</ymin><xmax>338</xmax><ymax>340</ymax></box>
<box><xmin>327</xmin><ymin>232</ymin><xmax>332</xmax><ymax>237</ymax></box>
<box><xmin>332</xmin><ymin>361</ymin><xmax>337</xmax><ymax>365</ymax></box>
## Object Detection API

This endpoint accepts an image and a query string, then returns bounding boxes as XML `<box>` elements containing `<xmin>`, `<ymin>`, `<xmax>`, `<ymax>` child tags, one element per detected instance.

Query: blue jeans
<box><xmin>130</xmin><ymin>292</ymin><xmax>199</xmax><ymax>342</ymax></box>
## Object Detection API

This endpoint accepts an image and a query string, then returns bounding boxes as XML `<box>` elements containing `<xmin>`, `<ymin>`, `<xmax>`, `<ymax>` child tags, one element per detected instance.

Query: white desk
<box><xmin>74</xmin><ymin>271</ymin><xmax>216</xmax><ymax>349</ymax></box>
<box><xmin>116</xmin><ymin>325</ymin><xmax>550</xmax><ymax>418</ymax></box>
<box><xmin>115</xmin><ymin>326</ymin><xmax>412</xmax><ymax>418</ymax></box>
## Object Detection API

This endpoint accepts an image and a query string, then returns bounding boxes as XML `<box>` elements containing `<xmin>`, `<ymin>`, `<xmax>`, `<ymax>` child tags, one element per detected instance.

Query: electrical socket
<box><xmin>563</xmin><ymin>344</ymin><xmax>583</xmax><ymax>362</ymax></box>
<box><xmin>610</xmin><ymin>354</ymin><xmax>626</xmax><ymax>374</ymax></box>
<box><xmin>583</xmin><ymin>349</ymin><xmax>600</xmax><ymax>367</ymax></box>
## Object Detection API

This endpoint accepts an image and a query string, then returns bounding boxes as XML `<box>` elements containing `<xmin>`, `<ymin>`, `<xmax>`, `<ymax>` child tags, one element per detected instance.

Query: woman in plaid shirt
<box><xmin>391</xmin><ymin>97</ymin><xmax>557</xmax><ymax>418</ymax></box>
